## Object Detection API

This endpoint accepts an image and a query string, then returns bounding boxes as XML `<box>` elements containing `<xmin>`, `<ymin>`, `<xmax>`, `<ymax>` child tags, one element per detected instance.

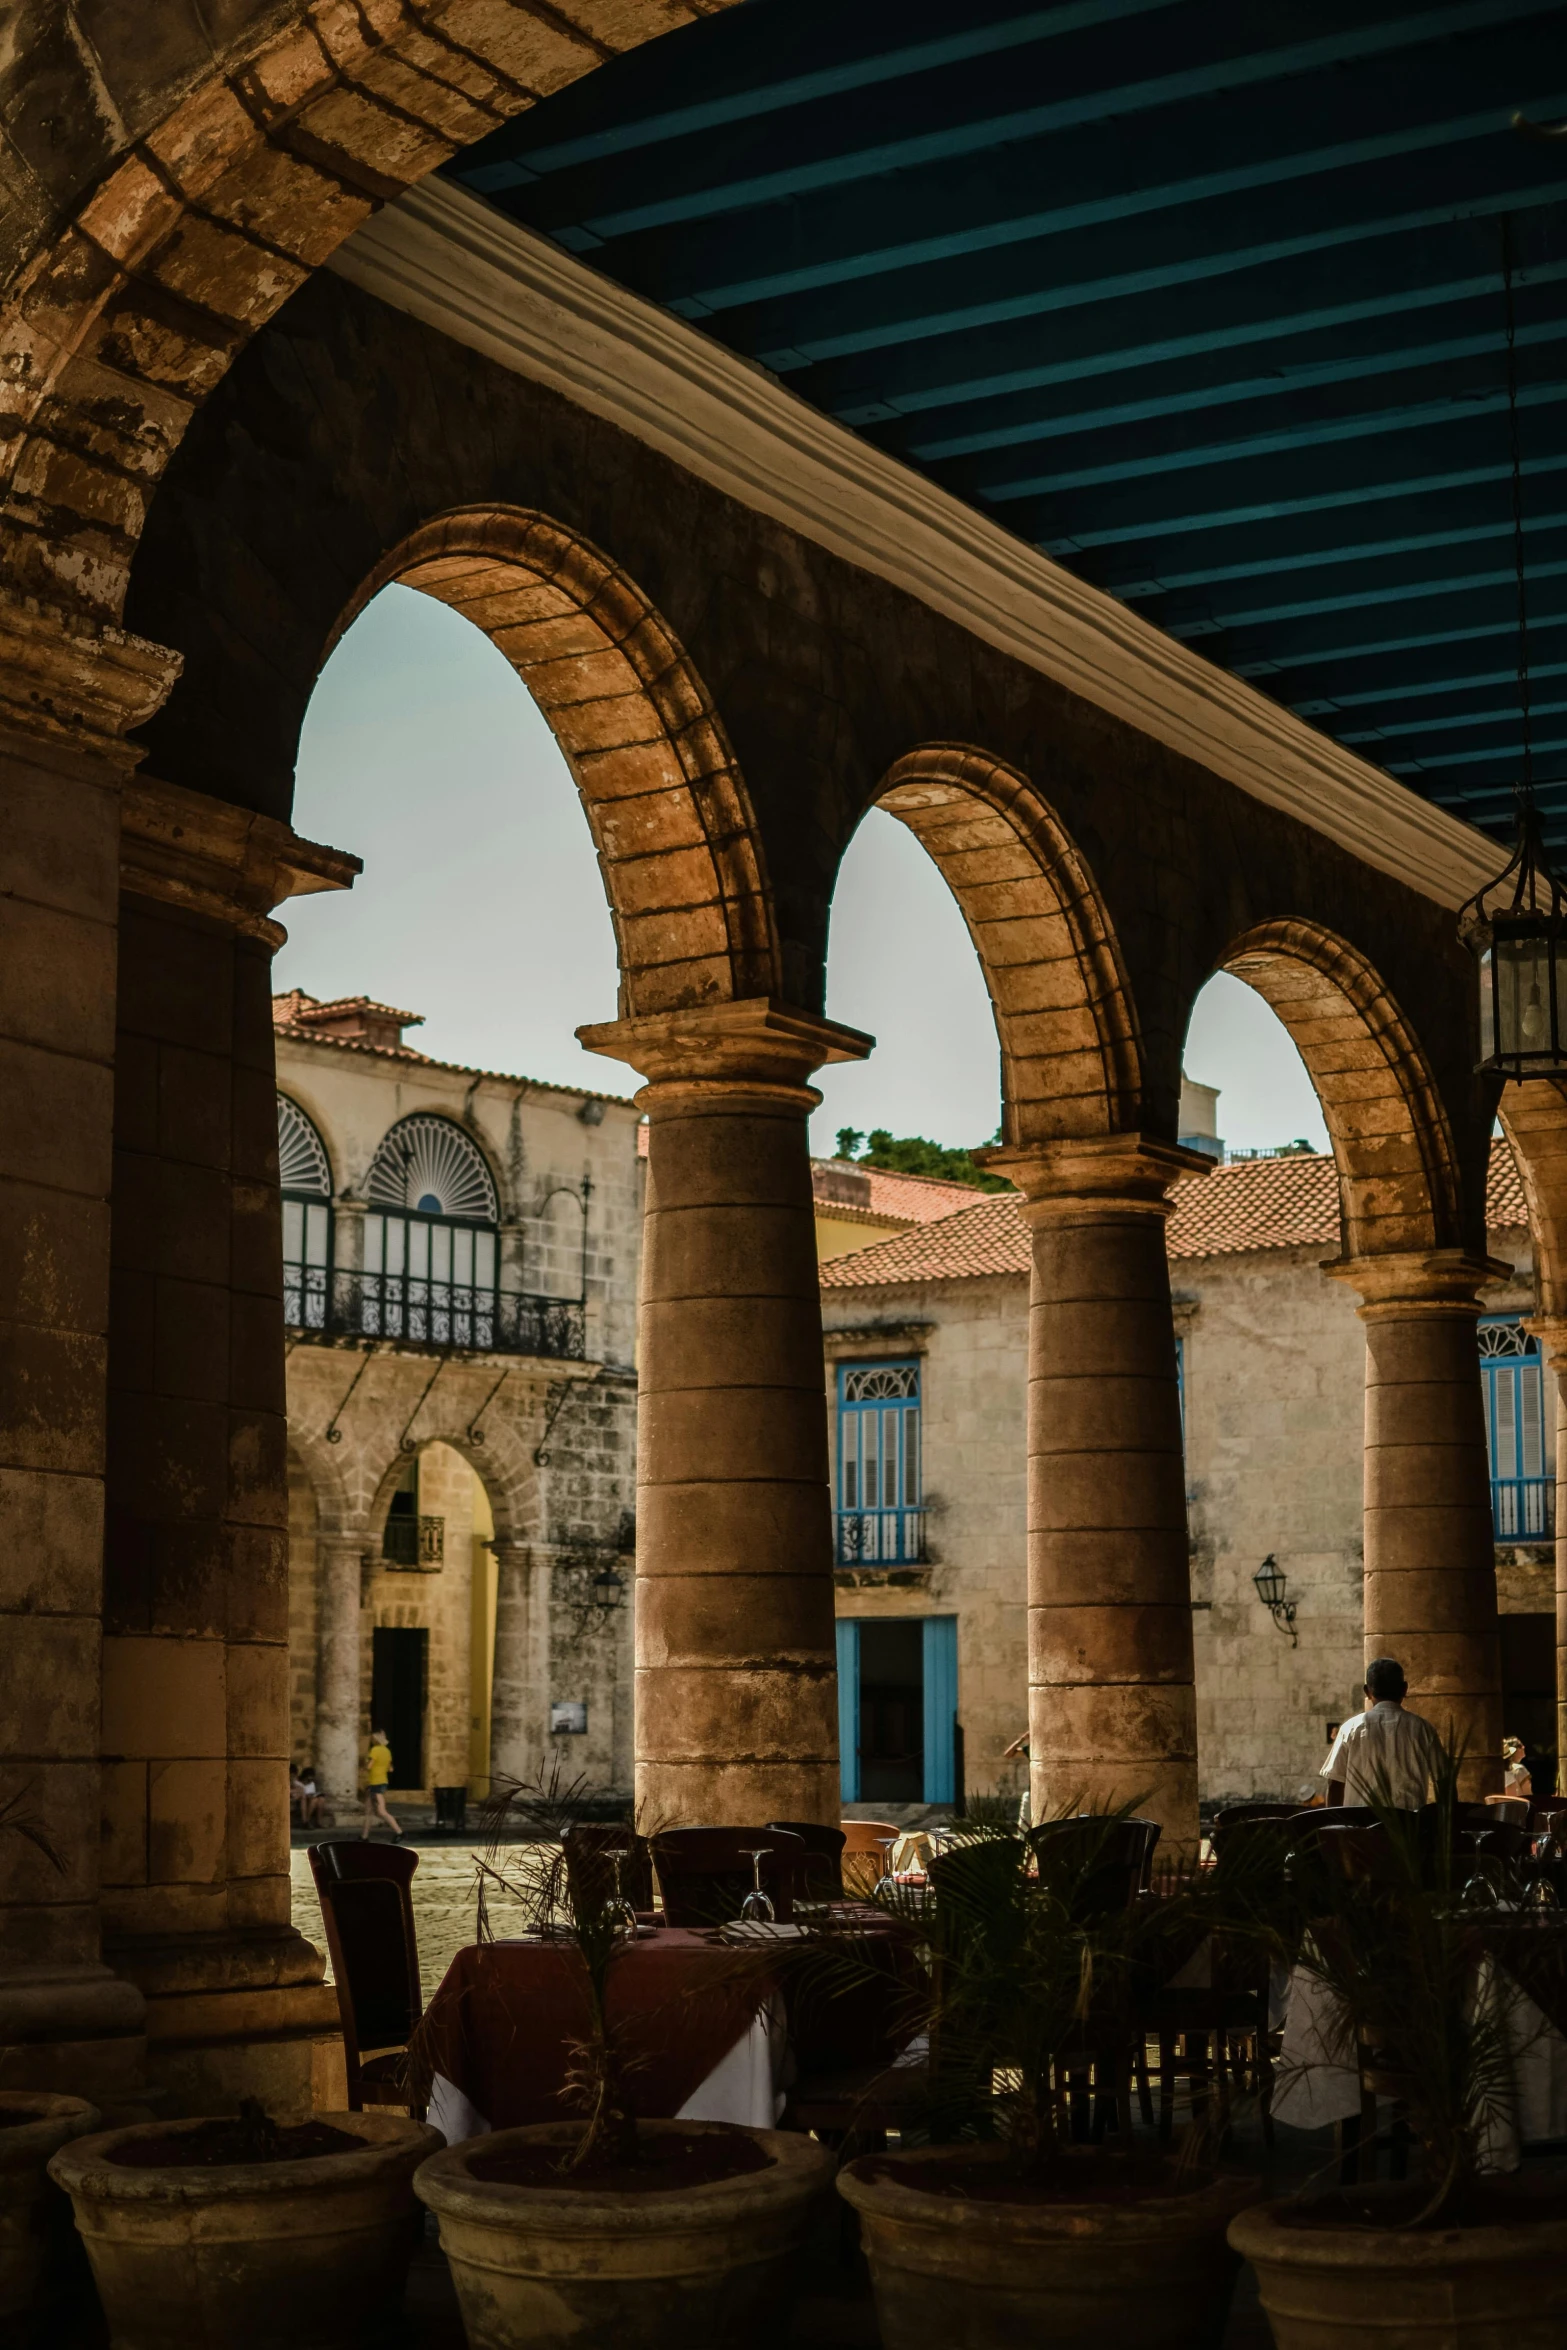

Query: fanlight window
<box><xmin>1479</xmin><ymin>1315</ymin><xmax>1554</xmax><ymax>1541</ymax></box>
<box><xmin>842</xmin><ymin>1365</ymin><xmax>919</xmax><ymax>1403</ymax></box>
<box><xmin>361</xmin><ymin>1115</ymin><xmax>500</xmax><ymax>1347</ymax></box>
<box><xmin>277</xmin><ymin>1096</ymin><xmax>332</xmax><ymax>1329</ymax></box>
<box><xmin>366</xmin><ymin>1115</ymin><xmax>498</xmax><ymax>1223</ymax></box>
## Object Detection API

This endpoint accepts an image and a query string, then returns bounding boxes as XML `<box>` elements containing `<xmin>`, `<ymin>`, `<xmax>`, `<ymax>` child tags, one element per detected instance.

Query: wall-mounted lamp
<box><xmin>592</xmin><ymin>1564</ymin><xmax>627</xmax><ymax>1612</ymax></box>
<box><xmin>1252</xmin><ymin>1553</ymin><xmax>1297</xmax><ymax>1646</ymax></box>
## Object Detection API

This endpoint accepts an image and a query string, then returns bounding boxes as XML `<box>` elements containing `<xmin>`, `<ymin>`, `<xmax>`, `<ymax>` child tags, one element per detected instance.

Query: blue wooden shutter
<box><xmin>836</xmin><ymin>1618</ymin><xmax>860</xmax><ymax>1805</ymax></box>
<box><xmin>922</xmin><ymin>1616</ymin><xmax>958</xmax><ymax>1805</ymax></box>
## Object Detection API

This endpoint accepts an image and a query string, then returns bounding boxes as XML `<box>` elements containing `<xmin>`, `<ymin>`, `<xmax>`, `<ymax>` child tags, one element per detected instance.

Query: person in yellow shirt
<box><xmin>361</xmin><ymin>1727</ymin><xmax>401</xmax><ymax>1840</ymax></box>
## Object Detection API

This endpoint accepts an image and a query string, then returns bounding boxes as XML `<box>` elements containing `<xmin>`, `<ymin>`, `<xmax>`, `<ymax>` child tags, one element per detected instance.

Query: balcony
<box><xmin>384</xmin><ymin>1514</ymin><xmax>445</xmax><ymax>1569</ymax></box>
<box><xmin>1492</xmin><ymin>1475</ymin><xmax>1555</xmax><ymax>1542</ymax></box>
<box><xmin>835</xmin><ymin>1507</ymin><xmax>927</xmax><ymax>1567</ymax></box>
<box><xmin>284</xmin><ymin>1267</ymin><xmax>586</xmax><ymax>1359</ymax></box>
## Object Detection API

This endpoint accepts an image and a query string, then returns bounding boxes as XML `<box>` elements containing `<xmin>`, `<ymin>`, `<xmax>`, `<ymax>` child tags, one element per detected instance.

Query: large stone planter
<box><xmin>48</xmin><ymin>2109</ymin><xmax>441</xmax><ymax>2350</ymax></box>
<box><xmin>1229</xmin><ymin>2193</ymin><xmax>1567</xmax><ymax>2348</ymax></box>
<box><xmin>837</xmin><ymin>2141</ymin><xmax>1261</xmax><ymax>2350</ymax></box>
<box><xmin>415</xmin><ymin>2119</ymin><xmax>835</xmax><ymax>2348</ymax></box>
<box><xmin>0</xmin><ymin>2092</ymin><xmax>99</xmax><ymax>2323</ymax></box>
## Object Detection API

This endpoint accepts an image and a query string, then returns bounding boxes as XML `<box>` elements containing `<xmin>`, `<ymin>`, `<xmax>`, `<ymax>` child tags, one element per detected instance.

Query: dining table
<box><xmin>413</xmin><ymin>1917</ymin><xmax>915</xmax><ymax>2146</ymax></box>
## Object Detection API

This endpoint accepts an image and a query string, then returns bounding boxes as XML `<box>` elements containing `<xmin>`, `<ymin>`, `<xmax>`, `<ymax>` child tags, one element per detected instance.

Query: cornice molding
<box><xmin>332</xmin><ymin>178</ymin><xmax>1499</xmax><ymax>914</ymax></box>
<box><xmin>0</xmin><ymin>595</ymin><xmax>179</xmax><ymax>761</ymax></box>
<box><xmin>122</xmin><ymin>774</ymin><xmax>361</xmax><ymax>942</ymax></box>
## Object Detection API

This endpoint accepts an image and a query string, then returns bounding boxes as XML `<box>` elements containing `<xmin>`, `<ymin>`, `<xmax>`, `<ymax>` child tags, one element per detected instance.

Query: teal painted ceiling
<box><xmin>445</xmin><ymin>0</ymin><xmax>1567</xmax><ymax>852</ymax></box>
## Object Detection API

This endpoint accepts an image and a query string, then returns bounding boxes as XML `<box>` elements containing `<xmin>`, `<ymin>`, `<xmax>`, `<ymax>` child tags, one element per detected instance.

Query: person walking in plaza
<box><xmin>361</xmin><ymin>1726</ymin><xmax>402</xmax><ymax>1839</ymax></box>
<box><xmin>1320</xmin><ymin>1657</ymin><xmax>1445</xmax><ymax>1809</ymax></box>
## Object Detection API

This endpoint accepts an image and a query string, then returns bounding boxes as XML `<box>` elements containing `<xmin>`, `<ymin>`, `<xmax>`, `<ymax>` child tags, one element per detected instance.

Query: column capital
<box><xmin>1526</xmin><ymin>1313</ymin><xmax>1567</xmax><ymax>1370</ymax></box>
<box><xmin>578</xmin><ymin>998</ymin><xmax>872</xmax><ymax>1101</ymax></box>
<box><xmin>0</xmin><ymin>594</ymin><xmax>180</xmax><ymax>761</ymax></box>
<box><xmin>119</xmin><ymin>774</ymin><xmax>360</xmax><ymax>945</ymax></box>
<box><xmin>980</xmin><ymin>1132</ymin><xmax>1215</xmax><ymax>1222</ymax></box>
<box><xmin>1324</xmin><ymin>1247</ymin><xmax>1512</xmax><ymax>1317</ymax></box>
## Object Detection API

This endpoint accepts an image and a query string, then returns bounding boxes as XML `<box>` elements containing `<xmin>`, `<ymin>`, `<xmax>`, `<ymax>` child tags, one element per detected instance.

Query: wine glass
<box><xmin>1460</xmin><ymin>1827</ymin><xmax>1494</xmax><ymax>1909</ymax></box>
<box><xmin>873</xmin><ymin>1836</ymin><xmax>898</xmax><ymax>1898</ymax></box>
<box><xmin>605</xmin><ymin>1847</ymin><xmax>639</xmax><ymax>1940</ymax></box>
<box><xmin>739</xmin><ymin>1849</ymin><xmax>775</xmax><ymax>1925</ymax></box>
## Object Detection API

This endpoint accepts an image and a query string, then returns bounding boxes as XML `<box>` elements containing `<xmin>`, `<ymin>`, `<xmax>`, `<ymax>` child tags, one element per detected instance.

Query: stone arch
<box><xmin>286</xmin><ymin>1419</ymin><xmax>354</xmax><ymax>1537</ymax></box>
<box><xmin>1498</xmin><ymin>1081</ymin><xmax>1567</xmax><ymax>1320</ymax></box>
<box><xmin>1219</xmin><ymin>917</ymin><xmax>1464</xmax><ymax>1260</ymax></box>
<box><xmin>363</xmin><ymin>1420</ymin><xmax>535</xmax><ymax>1555</ymax></box>
<box><xmin>332</xmin><ymin>508</ymin><xmax>780</xmax><ymax>1018</ymax></box>
<box><xmin>0</xmin><ymin>1</ymin><xmax>735</xmax><ymax>623</ymax></box>
<box><xmin>873</xmin><ymin>744</ymin><xmax>1143</xmax><ymax>1147</ymax></box>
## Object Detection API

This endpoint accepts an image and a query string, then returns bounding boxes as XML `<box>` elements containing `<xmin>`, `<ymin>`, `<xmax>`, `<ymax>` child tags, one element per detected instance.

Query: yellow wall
<box><xmin>815</xmin><ymin>1208</ymin><xmax>908</xmax><ymax>1261</ymax></box>
<box><xmin>469</xmin><ymin>1470</ymin><xmax>497</xmax><ymax>1798</ymax></box>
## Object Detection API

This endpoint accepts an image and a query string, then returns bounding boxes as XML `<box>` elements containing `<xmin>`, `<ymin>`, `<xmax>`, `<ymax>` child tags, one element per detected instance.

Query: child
<box><xmin>361</xmin><ymin>1727</ymin><xmax>401</xmax><ymax>1839</ymax></box>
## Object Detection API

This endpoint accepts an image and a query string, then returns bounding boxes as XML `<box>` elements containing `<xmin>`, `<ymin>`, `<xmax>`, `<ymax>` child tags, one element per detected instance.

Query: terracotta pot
<box><xmin>48</xmin><ymin>2109</ymin><xmax>441</xmax><ymax>2350</ymax></box>
<box><xmin>0</xmin><ymin>2091</ymin><xmax>100</xmax><ymax>2322</ymax></box>
<box><xmin>837</xmin><ymin>2141</ymin><xmax>1261</xmax><ymax>2350</ymax></box>
<box><xmin>415</xmin><ymin>2119</ymin><xmax>835</xmax><ymax>2348</ymax></box>
<box><xmin>1229</xmin><ymin>2193</ymin><xmax>1567</xmax><ymax>2348</ymax></box>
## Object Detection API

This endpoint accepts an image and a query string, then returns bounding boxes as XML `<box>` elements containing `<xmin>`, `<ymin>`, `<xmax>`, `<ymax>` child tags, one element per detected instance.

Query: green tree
<box><xmin>856</xmin><ymin>1129</ymin><xmax>1011</xmax><ymax>1193</ymax></box>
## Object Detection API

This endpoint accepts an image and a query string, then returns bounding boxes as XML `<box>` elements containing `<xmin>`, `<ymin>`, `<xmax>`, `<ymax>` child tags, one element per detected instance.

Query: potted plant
<box><xmin>412</xmin><ymin>1776</ymin><xmax>834</xmax><ymax>2349</ymax></box>
<box><xmin>1224</xmin><ymin>1760</ymin><xmax>1567</xmax><ymax>2345</ymax></box>
<box><xmin>828</xmin><ymin>1813</ymin><xmax>1261</xmax><ymax>2350</ymax></box>
<box><xmin>48</xmin><ymin>2097</ymin><xmax>441</xmax><ymax>2350</ymax></box>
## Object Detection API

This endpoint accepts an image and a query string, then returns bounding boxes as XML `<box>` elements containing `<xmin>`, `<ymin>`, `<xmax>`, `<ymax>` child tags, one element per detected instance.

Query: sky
<box><xmin>279</xmin><ymin>585</ymin><xmax>1330</xmax><ymax>1159</ymax></box>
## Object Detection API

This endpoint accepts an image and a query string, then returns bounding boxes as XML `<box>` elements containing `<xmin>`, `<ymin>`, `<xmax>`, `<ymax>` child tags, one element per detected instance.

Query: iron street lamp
<box><xmin>592</xmin><ymin>1564</ymin><xmax>627</xmax><ymax>1612</ymax></box>
<box><xmin>1253</xmin><ymin>1553</ymin><xmax>1297</xmax><ymax>1646</ymax></box>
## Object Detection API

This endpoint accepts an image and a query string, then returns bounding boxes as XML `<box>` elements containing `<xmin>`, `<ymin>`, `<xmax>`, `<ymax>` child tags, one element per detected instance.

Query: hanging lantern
<box><xmin>1456</xmin><ymin>216</ymin><xmax>1567</xmax><ymax>1081</ymax></box>
<box><xmin>1459</xmin><ymin>797</ymin><xmax>1567</xmax><ymax>1081</ymax></box>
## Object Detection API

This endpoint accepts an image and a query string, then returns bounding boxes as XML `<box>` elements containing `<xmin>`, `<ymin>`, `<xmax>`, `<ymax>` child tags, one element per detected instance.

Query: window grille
<box><xmin>277</xmin><ymin>1095</ymin><xmax>331</xmax><ymax>1329</ymax></box>
<box><xmin>836</xmin><ymin>1359</ymin><xmax>924</xmax><ymax>1565</ymax></box>
<box><xmin>1479</xmin><ymin>1316</ymin><xmax>1555</xmax><ymax>1540</ymax></box>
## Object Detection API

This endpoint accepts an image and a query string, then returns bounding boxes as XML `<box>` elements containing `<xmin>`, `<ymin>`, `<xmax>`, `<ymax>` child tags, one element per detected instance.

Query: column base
<box><xmin>106</xmin><ymin>1927</ymin><xmax>338</xmax><ymax>2122</ymax></box>
<box><xmin>0</xmin><ymin>1965</ymin><xmax>148</xmax><ymax>2111</ymax></box>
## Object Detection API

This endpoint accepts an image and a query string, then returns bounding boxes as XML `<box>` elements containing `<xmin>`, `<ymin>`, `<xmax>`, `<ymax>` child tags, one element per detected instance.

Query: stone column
<box><xmin>986</xmin><ymin>1137</ymin><xmax>1211</xmax><ymax>1850</ymax></box>
<box><xmin>101</xmin><ymin>776</ymin><xmax>358</xmax><ymax>2117</ymax></box>
<box><xmin>488</xmin><ymin>1539</ymin><xmax>539</xmax><ymax>1788</ymax></box>
<box><xmin>314</xmin><ymin>1534</ymin><xmax>368</xmax><ymax>1811</ymax></box>
<box><xmin>580</xmin><ymin>1001</ymin><xmax>870</xmax><ymax>1829</ymax></box>
<box><xmin>1331</xmin><ymin>1251</ymin><xmax>1506</xmax><ymax>1796</ymax></box>
<box><xmin>0</xmin><ymin>603</ymin><xmax>179</xmax><ymax>2103</ymax></box>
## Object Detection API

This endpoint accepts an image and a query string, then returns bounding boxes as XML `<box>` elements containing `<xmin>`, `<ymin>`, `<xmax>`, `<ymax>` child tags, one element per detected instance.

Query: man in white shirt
<box><xmin>1320</xmin><ymin>1658</ymin><xmax>1445</xmax><ymax>1809</ymax></box>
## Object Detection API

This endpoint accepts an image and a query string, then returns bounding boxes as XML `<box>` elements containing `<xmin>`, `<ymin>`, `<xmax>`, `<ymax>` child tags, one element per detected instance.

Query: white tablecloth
<box><xmin>429</xmin><ymin>1993</ymin><xmax>789</xmax><ymax>2146</ymax></box>
<box><xmin>1271</xmin><ymin>1953</ymin><xmax>1567</xmax><ymax>2168</ymax></box>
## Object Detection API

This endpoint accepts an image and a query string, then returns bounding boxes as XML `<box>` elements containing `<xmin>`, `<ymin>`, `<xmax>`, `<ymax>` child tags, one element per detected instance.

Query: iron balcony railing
<box><xmin>1492</xmin><ymin>1474</ymin><xmax>1555</xmax><ymax>1541</ymax></box>
<box><xmin>835</xmin><ymin>1507</ymin><xmax>927</xmax><ymax>1567</ymax></box>
<box><xmin>384</xmin><ymin>1514</ymin><xmax>445</xmax><ymax>1568</ymax></box>
<box><xmin>285</xmin><ymin>1267</ymin><xmax>585</xmax><ymax>1360</ymax></box>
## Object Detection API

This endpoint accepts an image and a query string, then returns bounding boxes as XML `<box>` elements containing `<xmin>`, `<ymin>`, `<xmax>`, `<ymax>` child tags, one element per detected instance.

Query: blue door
<box><xmin>836</xmin><ymin>1619</ymin><xmax>860</xmax><ymax>1804</ymax></box>
<box><xmin>836</xmin><ymin>1616</ymin><xmax>958</xmax><ymax>1807</ymax></box>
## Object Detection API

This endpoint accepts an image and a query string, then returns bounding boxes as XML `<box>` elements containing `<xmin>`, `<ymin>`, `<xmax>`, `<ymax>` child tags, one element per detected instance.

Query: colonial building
<box><xmin>821</xmin><ymin>1139</ymin><xmax>1552</xmax><ymax>1820</ymax></box>
<box><xmin>275</xmin><ymin>993</ymin><xmax>643</xmax><ymax>1816</ymax></box>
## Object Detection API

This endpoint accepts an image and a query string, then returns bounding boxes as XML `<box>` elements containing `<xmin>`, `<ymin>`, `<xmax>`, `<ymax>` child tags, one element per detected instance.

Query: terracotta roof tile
<box><xmin>821</xmin><ymin>1138</ymin><xmax>1528</xmax><ymax>1290</ymax></box>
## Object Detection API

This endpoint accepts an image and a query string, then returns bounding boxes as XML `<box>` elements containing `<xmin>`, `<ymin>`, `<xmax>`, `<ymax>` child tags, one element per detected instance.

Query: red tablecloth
<box><xmin>412</xmin><ymin>1922</ymin><xmax>916</xmax><ymax>2129</ymax></box>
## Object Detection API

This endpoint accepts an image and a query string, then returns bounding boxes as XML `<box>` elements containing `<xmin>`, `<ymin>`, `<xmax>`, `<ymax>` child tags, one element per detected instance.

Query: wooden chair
<box><xmin>768</xmin><ymin>1820</ymin><xmax>846</xmax><ymax>1901</ymax></box>
<box><xmin>650</xmin><ymin>1827</ymin><xmax>806</xmax><ymax>1926</ymax></box>
<box><xmin>308</xmin><ymin>1841</ymin><xmax>423</xmax><ymax>2114</ymax></box>
<box><xmin>839</xmin><ymin>1820</ymin><xmax>902</xmax><ymax>1896</ymax></box>
<box><xmin>561</xmin><ymin>1823</ymin><xmax>655</xmax><ymax>1920</ymax></box>
<box><xmin>1028</xmin><ymin>1816</ymin><xmax>1162</xmax><ymax>1918</ymax></box>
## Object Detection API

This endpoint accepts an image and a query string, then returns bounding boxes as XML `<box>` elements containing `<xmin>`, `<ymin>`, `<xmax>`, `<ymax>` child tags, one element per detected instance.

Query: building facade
<box><xmin>275</xmin><ymin>994</ymin><xmax>642</xmax><ymax>1815</ymax></box>
<box><xmin>821</xmin><ymin>1141</ymin><xmax>1553</xmax><ymax>1820</ymax></box>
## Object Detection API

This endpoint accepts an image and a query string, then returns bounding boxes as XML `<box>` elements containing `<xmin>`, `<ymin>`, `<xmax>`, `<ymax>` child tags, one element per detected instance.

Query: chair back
<box><xmin>562</xmin><ymin>1823</ymin><xmax>654</xmax><ymax>1918</ymax></box>
<box><xmin>1452</xmin><ymin>1798</ymin><xmax>1529</xmax><ymax>1865</ymax></box>
<box><xmin>650</xmin><ymin>1827</ymin><xmax>806</xmax><ymax>1925</ymax></box>
<box><xmin>1027</xmin><ymin>1816</ymin><xmax>1161</xmax><ymax>1916</ymax></box>
<box><xmin>767</xmin><ymin>1821</ymin><xmax>845</xmax><ymax>1900</ymax></box>
<box><xmin>1286</xmin><ymin>1811</ymin><xmax>1396</xmax><ymax>1889</ymax></box>
<box><xmin>839</xmin><ymin>1819</ymin><xmax>903</xmax><ymax>1895</ymax></box>
<box><xmin>1531</xmin><ymin>1796</ymin><xmax>1567</xmax><ymax>1834</ymax></box>
<box><xmin>308</xmin><ymin>1842</ymin><xmax>422</xmax><ymax>2108</ymax></box>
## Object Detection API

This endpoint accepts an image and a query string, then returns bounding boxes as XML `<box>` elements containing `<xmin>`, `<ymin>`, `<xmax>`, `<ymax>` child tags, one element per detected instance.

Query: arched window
<box><xmin>361</xmin><ymin>1115</ymin><xmax>500</xmax><ymax>1347</ymax></box>
<box><xmin>1479</xmin><ymin>1317</ymin><xmax>1555</xmax><ymax>1539</ymax></box>
<box><xmin>278</xmin><ymin>1096</ymin><xmax>332</xmax><ymax>1328</ymax></box>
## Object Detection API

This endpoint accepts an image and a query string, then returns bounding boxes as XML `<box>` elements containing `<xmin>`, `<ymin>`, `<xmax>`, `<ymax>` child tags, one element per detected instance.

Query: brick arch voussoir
<box><xmin>875</xmin><ymin>744</ymin><xmax>1143</xmax><ymax>1146</ymax></box>
<box><xmin>363</xmin><ymin>1421</ymin><xmax>534</xmax><ymax>1555</ymax></box>
<box><xmin>0</xmin><ymin>0</ymin><xmax>737</xmax><ymax>623</ymax></box>
<box><xmin>1222</xmin><ymin>916</ymin><xmax>1463</xmax><ymax>1260</ymax></box>
<box><xmin>288</xmin><ymin>1424</ymin><xmax>355</xmax><ymax>1540</ymax></box>
<box><xmin>331</xmin><ymin>505</ymin><xmax>781</xmax><ymax>1019</ymax></box>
